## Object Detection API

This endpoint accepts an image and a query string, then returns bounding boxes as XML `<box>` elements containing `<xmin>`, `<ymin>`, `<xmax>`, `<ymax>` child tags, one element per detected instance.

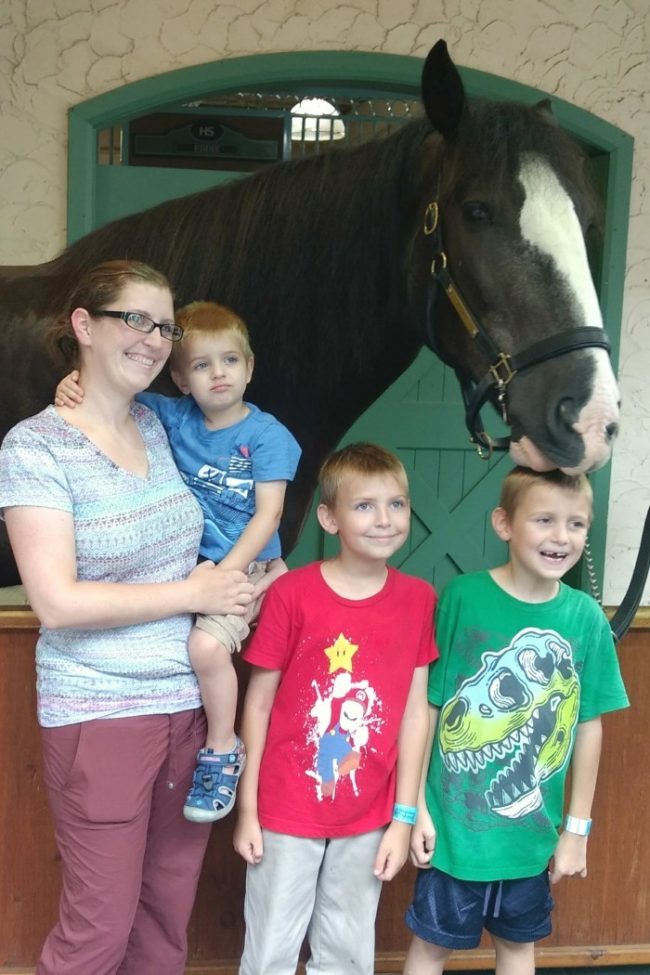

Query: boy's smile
<box><xmin>319</xmin><ymin>473</ymin><xmax>411</xmax><ymax>564</ymax></box>
<box><xmin>494</xmin><ymin>482</ymin><xmax>591</xmax><ymax>594</ymax></box>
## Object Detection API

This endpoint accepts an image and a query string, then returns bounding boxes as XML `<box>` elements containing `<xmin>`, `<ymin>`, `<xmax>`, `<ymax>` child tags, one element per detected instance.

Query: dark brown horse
<box><xmin>0</xmin><ymin>41</ymin><xmax>619</xmax><ymax>585</ymax></box>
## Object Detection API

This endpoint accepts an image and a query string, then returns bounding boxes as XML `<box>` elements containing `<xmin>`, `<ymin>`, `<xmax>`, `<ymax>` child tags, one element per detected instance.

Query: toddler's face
<box><xmin>172</xmin><ymin>330</ymin><xmax>253</xmax><ymax>420</ymax></box>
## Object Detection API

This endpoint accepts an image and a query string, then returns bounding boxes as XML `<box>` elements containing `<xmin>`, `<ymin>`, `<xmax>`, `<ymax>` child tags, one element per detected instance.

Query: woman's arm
<box><xmin>5</xmin><ymin>505</ymin><xmax>253</xmax><ymax>629</ymax></box>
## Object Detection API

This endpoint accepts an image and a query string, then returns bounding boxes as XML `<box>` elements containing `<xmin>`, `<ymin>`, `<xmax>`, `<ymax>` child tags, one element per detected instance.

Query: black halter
<box><xmin>421</xmin><ymin>198</ymin><xmax>612</xmax><ymax>457</ymax></box>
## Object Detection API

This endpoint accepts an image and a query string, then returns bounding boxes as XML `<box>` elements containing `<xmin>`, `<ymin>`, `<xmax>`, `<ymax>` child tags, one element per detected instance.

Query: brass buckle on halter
<box><xmin>489</xmin><ymin>353</ymin><xmax>516</xmax><ymax>389</ymax></box>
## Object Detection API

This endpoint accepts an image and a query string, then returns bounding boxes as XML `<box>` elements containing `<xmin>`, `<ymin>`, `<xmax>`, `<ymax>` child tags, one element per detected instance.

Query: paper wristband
<box><xmin>564</xmin><ymin>815</ymin><xmax>592</xmax><ymax>836</ymax></box>
<box><xmin>393</xmin><ymin>804</ymin><xmax>417</xmax><ymax>825</ymax></box>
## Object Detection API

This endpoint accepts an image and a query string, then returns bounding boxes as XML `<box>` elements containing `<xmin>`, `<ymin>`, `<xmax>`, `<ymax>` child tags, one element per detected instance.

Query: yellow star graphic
<box><xmin>324</xmin><ymin>633</ymin><xmax>358</xmax><ymax>674</ymax></box>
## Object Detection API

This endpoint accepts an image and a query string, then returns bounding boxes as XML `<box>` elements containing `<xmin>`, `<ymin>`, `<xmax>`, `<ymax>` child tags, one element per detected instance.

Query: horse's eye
<box><xmin>462</xmin><ymin>201</ymin><xmax>492</xmax><ymax>224</ymax></box>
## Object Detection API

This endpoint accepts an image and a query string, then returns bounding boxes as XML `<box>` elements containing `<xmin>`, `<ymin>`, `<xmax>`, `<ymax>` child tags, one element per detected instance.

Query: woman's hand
<box><xmin>186</xmin><ymin>561</ymin><xmax>254</xmax><ymax>617</ymax></box>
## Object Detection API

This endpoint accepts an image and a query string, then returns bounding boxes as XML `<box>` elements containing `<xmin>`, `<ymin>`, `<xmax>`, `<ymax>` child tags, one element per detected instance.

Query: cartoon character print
<box><xmin>305</xmin><ymin>633</ymin><xmax>381</xmax><ymax>801</ymax></box>
<box><xmin>438</xmin><ymin>627</ymin><xmax>579</xmax><ymax>823</ymax></box>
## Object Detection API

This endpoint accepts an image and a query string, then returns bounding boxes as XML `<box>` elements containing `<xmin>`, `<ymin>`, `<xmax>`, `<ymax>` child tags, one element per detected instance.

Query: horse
<box><xmin>0</xmin><ymin>40</ymin><xmax>620</xmax><ymax>587</ymax></box>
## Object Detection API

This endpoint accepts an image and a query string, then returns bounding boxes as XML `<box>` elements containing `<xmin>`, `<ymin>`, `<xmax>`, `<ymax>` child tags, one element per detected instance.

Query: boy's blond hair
<box><xmin>499</xmin><ymin>466</ymin><xmax>593</xmax><ymax>522</ymax></box>
<box><xmin>170</xmin><ymin>300</ymin><xmax>253</xmax><ymax>368</ymax></box>
<box><xmin>319</xmin><ymin>442</ymin><xmax>408</xmax><ymax>509</ymax></box>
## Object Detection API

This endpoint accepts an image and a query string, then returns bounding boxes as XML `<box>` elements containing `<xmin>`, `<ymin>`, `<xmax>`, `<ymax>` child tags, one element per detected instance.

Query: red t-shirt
<box><xmin>243</xmin><ymin>562</ymin><xmax>438</xmax><ymax>838</ymax></box>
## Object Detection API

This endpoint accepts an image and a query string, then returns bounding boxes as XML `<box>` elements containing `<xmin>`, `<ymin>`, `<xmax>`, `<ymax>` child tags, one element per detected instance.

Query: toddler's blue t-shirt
<box><xmin>138</xmin><ymin>393</ymin><xmax>301</xmax><ymax>562</ymax></box>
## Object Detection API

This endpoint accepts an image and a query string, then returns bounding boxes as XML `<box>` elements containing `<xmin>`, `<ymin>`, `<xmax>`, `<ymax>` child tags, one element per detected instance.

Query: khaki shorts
<box><xmin>194</xmin><ymin>560</ymin><xmax>268</xmax><ymax>654</ymax></box>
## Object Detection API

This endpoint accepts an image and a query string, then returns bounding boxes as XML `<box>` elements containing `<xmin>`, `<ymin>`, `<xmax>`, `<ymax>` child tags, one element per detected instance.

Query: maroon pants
<box><xmin>38</xmin><ymin>709</ymin><xmax>211</xmax><ymax>975</ymax></box>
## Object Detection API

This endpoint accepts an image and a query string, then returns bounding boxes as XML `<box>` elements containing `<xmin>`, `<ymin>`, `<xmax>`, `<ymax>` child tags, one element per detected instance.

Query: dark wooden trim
<box><xmin>2</xmin><ymin>945</ymin><xmax>650</xmax><ymax>975</ymax></box>
<box><xmin>1</xmin><ymin>606</ymin><xmax>648</xmax><ymax>632</ymax></box>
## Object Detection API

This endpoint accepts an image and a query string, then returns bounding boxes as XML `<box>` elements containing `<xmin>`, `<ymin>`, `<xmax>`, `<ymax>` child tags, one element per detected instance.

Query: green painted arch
<box><xmin>67</xmin><ymin>49</ymin><xmax>633</xmax><ymax>587</ymax></box>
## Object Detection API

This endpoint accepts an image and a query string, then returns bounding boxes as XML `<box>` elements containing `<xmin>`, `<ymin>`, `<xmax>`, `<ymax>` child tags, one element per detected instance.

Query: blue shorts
<box><xmin>404</xmin><ymin>867</ymin><xmax>554</xmax><ymax>949</ymax></box>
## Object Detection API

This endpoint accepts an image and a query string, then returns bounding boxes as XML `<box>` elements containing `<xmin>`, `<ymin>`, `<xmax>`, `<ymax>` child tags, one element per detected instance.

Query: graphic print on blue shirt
<box><xmin>190</xmin><ymin>445</ymin><xmax>254</xmax><ymax>502</ymax></box>
<box><xmin>181</xmin><ymin>445</ymin><xmax>254</xmax><ymax>549</ymax></box>
<box><xmin>135</xmin><ymin>394</ymin><xmax>302</xmax><ymax>562</ymax></box>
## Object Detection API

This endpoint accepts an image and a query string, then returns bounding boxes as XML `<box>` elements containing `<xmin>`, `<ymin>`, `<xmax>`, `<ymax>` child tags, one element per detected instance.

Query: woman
<box><xmin>0</xmin><ymin>261</ymin><xmax>255</xmax><ymax>975</ymax></box>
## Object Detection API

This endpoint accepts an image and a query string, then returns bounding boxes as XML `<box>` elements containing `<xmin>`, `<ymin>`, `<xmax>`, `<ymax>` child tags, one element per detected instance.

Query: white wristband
<box><xmin>564</xmin><ymin>815</ymin><xmax>592</xmax><ymax>836</ymax></box>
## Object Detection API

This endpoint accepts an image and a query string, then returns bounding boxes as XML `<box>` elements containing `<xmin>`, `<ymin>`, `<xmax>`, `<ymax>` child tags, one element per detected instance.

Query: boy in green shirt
<box><xmin>403</xmin><ymin>467</ymin><xmax>628</xmax><ymax>975</ymax></box>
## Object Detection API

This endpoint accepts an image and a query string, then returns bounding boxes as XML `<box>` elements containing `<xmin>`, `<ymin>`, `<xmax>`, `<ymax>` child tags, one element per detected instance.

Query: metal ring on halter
<box><xmin>431</xmin><ymin>251</ymin><xmax>447</xmax><ymax>276</ymax></box>
<box><xmin>473</xmin><ymin>432</ymin><xmax>494</xmax><ymax>460</ymax></box>
<box><xmin>423</xmin><ymin>201</ymin><xmax>439</xmax><ymax>235</ymax></box>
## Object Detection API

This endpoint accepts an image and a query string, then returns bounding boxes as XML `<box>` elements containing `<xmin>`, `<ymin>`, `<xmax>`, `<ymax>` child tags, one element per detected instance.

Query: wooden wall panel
<box><xmin>1</xmin><ymin>615</ymin><xmax>648</xmax><ymax>974</ymax></box>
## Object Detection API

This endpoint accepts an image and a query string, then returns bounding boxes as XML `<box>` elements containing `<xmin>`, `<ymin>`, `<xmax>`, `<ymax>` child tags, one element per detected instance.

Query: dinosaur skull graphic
<box><xmin>438</xmin><ymin>628</ymin><xmax>579</xmax><ymax>819</ymax></box>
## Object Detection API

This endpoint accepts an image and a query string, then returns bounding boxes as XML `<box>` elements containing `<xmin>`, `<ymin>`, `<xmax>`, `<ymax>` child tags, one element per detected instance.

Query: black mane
<box><xmin>47</xmin><ymin>119</ymin><xmax>432</xmax><ymax>393</ymax></box>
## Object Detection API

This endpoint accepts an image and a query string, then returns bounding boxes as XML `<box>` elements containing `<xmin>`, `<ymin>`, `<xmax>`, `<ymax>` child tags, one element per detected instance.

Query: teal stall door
<box><xmin>288</xmin><ymin>348</ymin><xmax>510</xmax><ymax>590</ymax></box>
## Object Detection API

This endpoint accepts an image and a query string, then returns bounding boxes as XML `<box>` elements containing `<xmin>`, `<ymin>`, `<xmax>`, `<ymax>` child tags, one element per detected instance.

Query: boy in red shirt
<box><xmin>234</xmin><ymin>442</ymin><xmax>438</xmax><ymax>974</ymax></box>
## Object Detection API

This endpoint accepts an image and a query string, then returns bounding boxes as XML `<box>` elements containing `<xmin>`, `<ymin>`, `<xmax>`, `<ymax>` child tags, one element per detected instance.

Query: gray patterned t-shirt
<box><xmin>0</xmin><ymin>404</ymin><xmax>204</xmax><ymax>727</ymax></box>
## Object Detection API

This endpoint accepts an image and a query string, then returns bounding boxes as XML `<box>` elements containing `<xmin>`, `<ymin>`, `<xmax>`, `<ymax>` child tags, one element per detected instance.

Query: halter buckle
<box><xmin>489</xmin><ymin>353</ymin><xmax>516</xmax><ymax>389</ymax></box>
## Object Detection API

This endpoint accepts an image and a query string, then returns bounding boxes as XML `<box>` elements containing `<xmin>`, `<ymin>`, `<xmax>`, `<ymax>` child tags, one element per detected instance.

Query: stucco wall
<box><xmin>0</xmin><ymin>0</ymin><xmax>648</xmax><ymax>605</ymax></box>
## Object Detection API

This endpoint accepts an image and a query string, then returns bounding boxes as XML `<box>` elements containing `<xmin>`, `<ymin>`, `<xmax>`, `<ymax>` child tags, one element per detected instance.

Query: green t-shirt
<box><xmin>425</xmin><ymin>571</ymin><xmax>628</xmax><ymax>881</ymax></box>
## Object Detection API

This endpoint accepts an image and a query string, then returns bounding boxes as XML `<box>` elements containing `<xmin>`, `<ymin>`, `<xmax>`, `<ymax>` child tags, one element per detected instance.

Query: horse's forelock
<box><xmin>445</xmin><ymin>101</ymin><xmax>597</xmax><ymax>215</ymax></box>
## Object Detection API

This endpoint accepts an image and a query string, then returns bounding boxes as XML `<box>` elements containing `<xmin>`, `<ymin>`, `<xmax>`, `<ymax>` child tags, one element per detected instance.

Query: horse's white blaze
<box><xmin>519</xmin><ymin>154</ymin><xmax>601</xmax><ymax>326</ymax></box>
<box><xmin>515</xmin><ymin>155</ymin><xmax>619</xmax><ymax>472</ymax></box>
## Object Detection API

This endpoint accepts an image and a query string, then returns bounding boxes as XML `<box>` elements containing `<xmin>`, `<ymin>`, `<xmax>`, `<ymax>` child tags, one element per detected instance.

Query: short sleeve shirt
<box><xmin>425</xmin><ymin>571</ymin><xmax>628</xmax><ymax>881</ymax></box>
<box><xmin>0</xmin><ymin>404</ymin><xmax>204</xmax><ymax>727</ymax></box>
<box><xmin>138</xmin><ymin>394</ymin><xmax>301</xmax><ymax>562</ymax></box>
<box><xmin>244</xmin><ymin>562</ymin><xmax>438</xmax><ymax>838</ymax></box>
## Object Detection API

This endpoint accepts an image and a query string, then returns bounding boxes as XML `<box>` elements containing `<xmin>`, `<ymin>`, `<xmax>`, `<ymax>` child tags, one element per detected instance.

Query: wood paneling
<box><xmin>1</xmin><ymin>616</ymin><xmax>648</xmax><ymax>973</ymax></box>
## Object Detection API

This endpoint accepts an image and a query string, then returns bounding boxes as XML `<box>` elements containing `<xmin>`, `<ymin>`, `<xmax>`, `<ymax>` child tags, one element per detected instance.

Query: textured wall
<box><xmin>0</xmin><ymin>0</ymin><xmax>648</xmax><ymax>604</ymax></box>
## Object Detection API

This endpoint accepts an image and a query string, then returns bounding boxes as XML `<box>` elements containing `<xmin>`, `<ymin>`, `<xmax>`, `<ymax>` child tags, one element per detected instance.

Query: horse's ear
<box><xmin>421</xmin><ymin>40</ymin><xmax>466</xmax><ymax>135</ymax></box>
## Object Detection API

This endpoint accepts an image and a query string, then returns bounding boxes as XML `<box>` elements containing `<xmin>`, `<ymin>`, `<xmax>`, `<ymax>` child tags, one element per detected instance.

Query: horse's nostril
<box><xmin>605</xmin><ymin>421</ymin><xmax>619</xmax><ymax>442</ymax></box>
<box><xmin>557</xmin><ymin>398</ymin><xmax>575</xmax><ymax>429</ymax></box>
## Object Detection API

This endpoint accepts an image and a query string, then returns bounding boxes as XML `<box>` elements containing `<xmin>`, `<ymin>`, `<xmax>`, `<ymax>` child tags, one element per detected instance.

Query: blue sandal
<box><xmin>183</xmin><ymin>737</ymin><xmax>247</xmax><ymax>823</ymax></box>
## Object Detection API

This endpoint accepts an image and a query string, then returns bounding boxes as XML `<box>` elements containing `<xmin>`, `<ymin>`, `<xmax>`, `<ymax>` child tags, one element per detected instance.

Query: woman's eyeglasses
<box><xmin>97</xmin><ymin>310</ymin><xmax>184</xmax><ymax>343</ymax></box>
